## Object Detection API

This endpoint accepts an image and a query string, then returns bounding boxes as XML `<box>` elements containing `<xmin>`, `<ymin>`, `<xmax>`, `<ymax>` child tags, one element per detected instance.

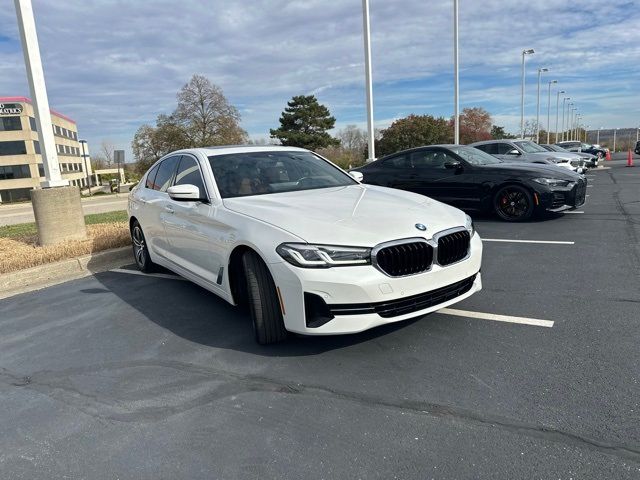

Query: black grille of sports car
<box><xmin>437</xmin><ymin>230</ymin><xmax>471</xmax><ymax>265</ymax></box>
<box><xmin>328</xmin><ymin>274</ymin><xmax>477</xmax><ymax>318</ymax></box>
<box><xmin>375</xmin><ymin>241</ymin><xmax>433</xmax><ymax>277</ymax></box>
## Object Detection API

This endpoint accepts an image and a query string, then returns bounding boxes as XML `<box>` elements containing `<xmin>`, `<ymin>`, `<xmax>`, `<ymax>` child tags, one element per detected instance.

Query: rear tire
<box><xmin>493</xmin><ymin>185</ymin><xmax>534</xmax><ymax>222</ymax></box>
<box><xmin>242</xmin><ymin>251</ymin><xmax>288</xmax><ymax>345</ymax></box>
<box><xmin>130</xmin><ymin>220</ymin><xmax>156</xmax><ymax>273</ymax></box>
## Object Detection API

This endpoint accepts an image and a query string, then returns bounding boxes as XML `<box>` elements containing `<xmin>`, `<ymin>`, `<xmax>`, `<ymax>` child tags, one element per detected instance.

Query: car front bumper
<box><xmin>270</xmin><ymin>233</ymin><xmax>483</xmax><ymax>335</ymax></box>
<box><xmin>536</xmin><ymin>179</ymin><xmax>587</xmax><ymax>212</ymax></box>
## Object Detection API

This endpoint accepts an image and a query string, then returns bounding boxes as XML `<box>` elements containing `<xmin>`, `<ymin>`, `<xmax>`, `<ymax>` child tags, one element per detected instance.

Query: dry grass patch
<box><xmin>0</xmin><ymin>222</ymin><xmax>130</xmax><ymax>274</ymax></box>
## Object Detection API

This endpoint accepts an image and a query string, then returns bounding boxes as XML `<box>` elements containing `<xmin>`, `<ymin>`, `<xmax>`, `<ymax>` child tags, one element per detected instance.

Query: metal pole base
<box><xmin>30</xmin><ymin>186</ymin><xmax>87</xmax><ymax>246</ymax></box>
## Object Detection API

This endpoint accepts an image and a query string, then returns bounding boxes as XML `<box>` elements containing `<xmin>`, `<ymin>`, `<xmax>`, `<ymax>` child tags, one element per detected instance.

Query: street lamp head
<box><xmin>559</xmin><ymin>90</ymin><xmax>565</xmax><ymax>94</ymax></box>
<box><xmin>523</xmin><ymin>48</ymin><xmax>535</xmax><ymax>55</ymax></box>
<box><xmin>539</xmin><ymin>67</ymin><xmax>549</xmax><ymax>73</ymax></box>
<box><xmin>550</xmin><ymin>80</ymin><xmax>558</xmax><ymax>84</ymax></box>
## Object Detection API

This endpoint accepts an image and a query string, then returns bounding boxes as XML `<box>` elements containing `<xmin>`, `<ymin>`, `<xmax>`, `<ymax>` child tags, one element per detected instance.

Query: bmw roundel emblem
<box><xmin>415</xmin><ymin>223</ymin><xmax>427</xmax><ymax>231</ymax></box>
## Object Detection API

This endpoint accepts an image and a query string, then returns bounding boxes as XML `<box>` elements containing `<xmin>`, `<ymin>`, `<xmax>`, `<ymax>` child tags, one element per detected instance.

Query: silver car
<box><xmin>470</xmin><ymin>139</ymin><xmax>585</xmax><ymax>173</ymax></box>
<box><xmin>541</xmin><ymin>144</ymin><xmax>597</xmax><ymax>169</ymax></box>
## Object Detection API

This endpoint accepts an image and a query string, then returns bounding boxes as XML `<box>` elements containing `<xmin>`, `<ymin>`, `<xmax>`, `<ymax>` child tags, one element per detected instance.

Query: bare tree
<box><xmin>174</xmin><ymin>74</ymin><xmax>247</xmax><ymax>146</ymax></box>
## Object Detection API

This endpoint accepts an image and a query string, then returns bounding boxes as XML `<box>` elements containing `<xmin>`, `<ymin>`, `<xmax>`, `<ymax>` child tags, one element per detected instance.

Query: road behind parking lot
<box><xmin>1</xmin><ymin>161</ymin><xmax>639</xmax><ymax>479</ymax></box>
<box><xmin>0</xmin><ymin>194</ymin><xmax>128</xmax><ymax>226</ymax></box>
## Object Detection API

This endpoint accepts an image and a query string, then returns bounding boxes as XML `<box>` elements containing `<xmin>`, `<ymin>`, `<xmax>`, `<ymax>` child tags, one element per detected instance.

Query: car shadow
<box><xmin>467</xmin><ymin>210</ymin><xmax>563</xmax><ymax>224</ymax></box>
<box><xmin>92</xmin><ymin>267</ymin><xmax>424</xmax><ymax>358</ymax></box>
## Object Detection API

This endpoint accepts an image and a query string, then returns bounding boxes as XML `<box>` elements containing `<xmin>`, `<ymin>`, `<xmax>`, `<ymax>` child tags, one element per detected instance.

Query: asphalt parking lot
<box><xmin>1</xmin><ymin>158</ymin><xmax>639</xmax><ymax>479</ymax></box>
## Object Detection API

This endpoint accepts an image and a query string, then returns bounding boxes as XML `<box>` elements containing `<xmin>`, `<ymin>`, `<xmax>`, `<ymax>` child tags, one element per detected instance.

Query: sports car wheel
<box><xmin>242</xmin><ymin>251</ymin><xmax>288</xmax><ymax>345</ymax></box>
<box><xmin>493</xmin><ymin>185</ymin><xmax>534</xmax><ymax>222</ymax></box>
<box><xmin>131</xmin><ymin>220</ymin><xmax>156</xmax><ymax>272</ymax></box>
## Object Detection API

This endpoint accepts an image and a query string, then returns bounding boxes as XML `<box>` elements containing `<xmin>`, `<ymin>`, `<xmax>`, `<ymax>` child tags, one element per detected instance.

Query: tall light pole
<box><xmin>555</xmin><ymin>90</ymin><xmax>565</xmax><ymax>144</ymax></box>
<box><xmin>583</xmin><ymin>125</ymin><xmax>589</xmax><ymax>143</ymax></box>
<box><xmin>362</xmin><ymin>0</ymin><xmax>375</xmax><ymax>162</ymax></box>
<box><xmin>564</xmin><ymin>102</ymin><xmax>573</xmax><ymax>141</ymax></box>
<box><xmin>570</xmin><ymin>108</ymin><xmax>577</xmax><ymax>140</ymax></box>
<box><xmin>561</xmin><ymin>97</ymin><xmax>570</xmax><ymax>141</ymax></box>
<box><xmin>546</xmin><ymin>79</ymin><xmax>557</xmax><ymax>144</ymax></box>
<box><xmin>535</xmin><ymin>67</ymin><xmax>548</xmax><ymax>143</ymax></box>
<box><xmin>520</xmin><ymin>48</ymin><xmax>534</xmax><ymax>139</ymax></box>
<box><xmin>613</xmin><ymin>128</ymin><xmax>618</xmax><ymax>152</ymax></box>
<box><xmin>597</xmin><ymin>126</ymin><xmax>602</xmax><ymax>145</ymax></box>
<box><xmin>453</xmin><ymin>0</ymin><xmax>459</xmax><ymax>144</ymax></box>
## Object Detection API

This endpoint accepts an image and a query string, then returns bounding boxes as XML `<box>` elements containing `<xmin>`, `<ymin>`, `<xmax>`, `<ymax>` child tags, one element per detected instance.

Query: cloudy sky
<box><xmin>1</xmin><ymin>0</ymin><xmax>638</xmax><ymax>158</ymax></box>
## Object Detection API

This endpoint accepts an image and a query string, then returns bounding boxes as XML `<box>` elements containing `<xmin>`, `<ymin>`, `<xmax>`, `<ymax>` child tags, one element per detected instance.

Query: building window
<box><xmin>0</xmin><ymin>117</ymin><xmax>22</xmax><ymax>131</ymax></box>
<box><xmin>29</xmin><ymin>117</ymin><xmax>37</xmax><ymax>131</ymax></box>
<box><xmin>38</xmin><ymin>164</ymin><xmax>44</xmax><ymax>177</ymax></box>
<box><xmin>0</xmin><ymin>188</ymin><xmax>32</xmax><ymax>203</ymax></box>
<box><xmin>0</xmin><ymin>141</ymin><xmax>27</xmax><ymax>156</ymax></box>
<box><xmin>0</xmin><ymin>164</ymin><xmax>31</xmax><ymax>180</ymax></box>
<box><xmin>34</xmin><ymin>140</ymin><xmax>41</xmax><ymax>154</ymax></box>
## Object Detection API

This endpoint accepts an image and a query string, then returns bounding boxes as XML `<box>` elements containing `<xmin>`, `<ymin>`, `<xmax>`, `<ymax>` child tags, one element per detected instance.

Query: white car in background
<box><xmin>128</xmin><ymin>146</ymin><xmax>482</xmax><ymax>344</ymax></box>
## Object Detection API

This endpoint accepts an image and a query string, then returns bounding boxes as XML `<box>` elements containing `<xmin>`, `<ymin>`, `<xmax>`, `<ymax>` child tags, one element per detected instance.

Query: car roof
<box><xmin>469</xmin><ymin>139</ymin><xmax>527</xmax><ymax>145</ymax></box>
<box><xmin>172</xmin><ymin>145</ymin><xmax>309</xmax><ymax>157</ymax></box>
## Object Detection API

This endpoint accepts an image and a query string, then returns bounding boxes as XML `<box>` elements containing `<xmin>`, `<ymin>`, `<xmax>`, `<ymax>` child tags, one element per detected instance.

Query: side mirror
<box><xmin>444</xmin><ymin>160</ymin><xmax>462</xmax><ymax>170</ymax></box>
<box><xmin>507</xmin><ymin>149</ymin><xmax>521</xmax><ymax>155</ymax></box>
<box><xmin>349</xmin><ymin>171</ymin><xmax>364</xmax><ymax>182</ymax></box>
<box><xmin>167</xmin><ymin>184</ymin><xmax>204</xmax><ymax>202</ymax></box>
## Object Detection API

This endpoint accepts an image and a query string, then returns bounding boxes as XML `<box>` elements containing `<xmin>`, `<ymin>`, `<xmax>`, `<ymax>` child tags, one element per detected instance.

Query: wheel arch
<box><xmin>227</xmin><ymin>244</ymin><xmax>273</xmax><ymax>306</ymax></box>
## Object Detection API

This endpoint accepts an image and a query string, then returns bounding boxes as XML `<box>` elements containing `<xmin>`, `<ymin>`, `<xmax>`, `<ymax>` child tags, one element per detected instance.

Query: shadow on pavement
<box><xmin>94</xmin><ymin>269</ymin><xmax>424</xmax><ymax>358</ymax></box>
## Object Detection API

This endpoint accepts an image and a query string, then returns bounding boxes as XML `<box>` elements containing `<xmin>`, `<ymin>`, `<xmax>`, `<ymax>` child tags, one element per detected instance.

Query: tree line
<box><xmin>131</xmin><ymin>74</ymin><xmax>517</xmax><ymax>173</ymax></box>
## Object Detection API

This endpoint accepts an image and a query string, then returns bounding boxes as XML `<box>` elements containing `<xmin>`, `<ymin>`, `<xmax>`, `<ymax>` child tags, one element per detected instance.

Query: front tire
<box><xmin>493</xmin><ymin>185</ymin><xmax>534</xmax><ymax>222</ymax></box>
<box><xmin>131</xmin><ymin>220</ymin><xmax>156</xmax><ymax>273</ymax></box>
<box><xmin>242</xmin><ymin>251</ymin><xmax>288</xmax><ymax>345</ymax></box>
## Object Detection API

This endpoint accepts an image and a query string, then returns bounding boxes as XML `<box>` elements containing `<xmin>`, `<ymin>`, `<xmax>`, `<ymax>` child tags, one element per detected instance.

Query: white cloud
<box><xmin>0</xmin><ymin>0</ymin><xmax>638</xmax><ymax>157</ymax></box>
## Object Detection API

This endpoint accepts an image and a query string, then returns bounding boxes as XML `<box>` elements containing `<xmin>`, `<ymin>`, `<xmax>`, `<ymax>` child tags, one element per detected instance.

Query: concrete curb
<box><xmin>0</xmin><ymin>246</ymin><xmax>132</xmax><ymax>300</ymax></box>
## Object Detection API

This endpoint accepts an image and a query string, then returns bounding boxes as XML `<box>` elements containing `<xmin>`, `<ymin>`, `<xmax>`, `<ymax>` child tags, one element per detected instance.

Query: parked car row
<box><xmin>351</xmin><ymin>144</ymin><xmax>586</xmax><ymax>222</ymax></box>
<box><xmin>128</xmin><ymin>139</ymin><xmax>589</xmax><ymax>344</ymax></box>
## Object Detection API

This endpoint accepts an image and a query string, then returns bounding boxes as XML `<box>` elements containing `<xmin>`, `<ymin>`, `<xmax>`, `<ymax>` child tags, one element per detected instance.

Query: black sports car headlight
<box><xmin>532</xmin><ymin>177</ymin><xmax>573</xmax><ymax>188</ymax></box>
<box><xmin>277</xmin><ymin>243</ymin><xmax>372</xmax><ymax>268</ymax></box>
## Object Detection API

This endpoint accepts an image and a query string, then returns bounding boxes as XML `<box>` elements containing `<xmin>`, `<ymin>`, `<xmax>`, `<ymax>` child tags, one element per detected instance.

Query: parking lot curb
<box><xmin>0</xmin><ymin>246</ymin><xmax>131</xmax><ymax>300</ymax></box>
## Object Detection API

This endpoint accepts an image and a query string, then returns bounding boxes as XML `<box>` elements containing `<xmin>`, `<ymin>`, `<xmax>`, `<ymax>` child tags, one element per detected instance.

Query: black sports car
<box><xmin>635</xmin><ymin>141</ymin><xmax>640</xmax><ymax>155</ymax></box>
<box><xmin>351</xmin><ymin>145</ymin><xmax>587</xmax><ymax>222</ymax></box>
<box><xmin>556</xmin><ymin>141</ymin><xmax>606</xmax><ymax>159</ymax></box>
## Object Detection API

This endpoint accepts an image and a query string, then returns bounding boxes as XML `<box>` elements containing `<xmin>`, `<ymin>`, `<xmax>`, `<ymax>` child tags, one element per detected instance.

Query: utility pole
<box><xmin>453</xmin><ymin>0</ymin><xmax>459</xmax><ymax>144</ymax></box>
<box><xmin>362</xmin><ymin>0</ymin><xmax>375</xmax><ymax>162</ymax></box>
<box><xmin>546</xmin><ymin>79</ymin><xmax>557</xmax><ymax>144</ymax></box>
<box><xmin>555</xmin><ymin>90</ymin><xmax>564</xmax><ymax>144</ymax></box>
<box><xmin>520</xmin><ymin>49</ymin><xmax>534</xmax><ymax>139</ymax></box>
<box><xmin>535</xmin><ymin>67</ymin><xmax>548</xmax><ymax>143</ymax></box>
<box><xmin>13</xmin><ymin>0</ymin><xmax>86</xmax><ymax>245</ymax></box>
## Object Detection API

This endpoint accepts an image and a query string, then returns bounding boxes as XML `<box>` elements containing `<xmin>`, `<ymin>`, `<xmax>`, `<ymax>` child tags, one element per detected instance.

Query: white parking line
<box><xmin>439</xmin><ymin>308</ymin><xmax>554</xmax><ymax>328</ymax></box>
<box><xmin>482</xmin><ymin>238</ymin><xmax>574</xmax><ymax>245</ymax></box>
<box><xmin>563</xmin><ymin>211</ymin><xmax>584</xmax><ymax>214</ymax></box>
<box><xmin>110</xmin><ymin>268</ymin><xmax>186</xmax><ymax>281</ymax></box>
<box><xmin>587</xmin><ymin>185</ymin><xmax>593</xmax><ymax>187</ymax></box>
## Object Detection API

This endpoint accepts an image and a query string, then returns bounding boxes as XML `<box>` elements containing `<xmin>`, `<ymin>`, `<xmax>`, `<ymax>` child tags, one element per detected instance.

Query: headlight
<box><xmin>532</xmin><ymin>177</ymin><xmax>572</xmax><ymax>187</ymax></box>
<box><xmin>276</xmin><ymin>243</ymin><xmax>371</xmax><ymax>268</ymax></box>
<box><xmin>465</xmin><ymin>214</ymin><xmax>474</xmax><ymax>236</ymax></box>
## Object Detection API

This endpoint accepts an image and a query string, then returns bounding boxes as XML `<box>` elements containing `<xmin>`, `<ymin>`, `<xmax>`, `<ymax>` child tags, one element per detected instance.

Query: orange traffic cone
<box><xmin>627</xmin><ymin>150</ymin><xmax>634</xmax><ymax>167</ymax></box>
<box><xmin>605</xmin><ymin>150</ymin><xmax>612</xmax><ymax>161</ymax></box>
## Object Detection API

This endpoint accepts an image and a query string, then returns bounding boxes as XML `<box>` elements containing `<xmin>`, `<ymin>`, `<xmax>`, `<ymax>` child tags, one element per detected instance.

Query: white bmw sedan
<box><xmin>128</xmin><ymin>146</ymin><xmax>482</xmax><ymax>344</ymax></box>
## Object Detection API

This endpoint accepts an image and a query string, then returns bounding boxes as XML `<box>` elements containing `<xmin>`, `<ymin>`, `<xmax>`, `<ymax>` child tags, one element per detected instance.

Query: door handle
<box><xmin>164</xmin><ymin>205</ymin><xmax>174</xmax><ymax>214</ymax></box>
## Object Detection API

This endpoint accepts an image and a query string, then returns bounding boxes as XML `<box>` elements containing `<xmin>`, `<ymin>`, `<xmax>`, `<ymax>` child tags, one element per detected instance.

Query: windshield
<box><xmin>208</xmin><ymin>151</ymin><xmax>356</xmax><ymax>198</ymax></box>
<box><xmin>514</xmin><ymin>141</ymin><xmax>547</xmax><ymax>153</ymax></box>
<box><xmin>450</xmin><ymin>145</ymin><xmax>502</xmax><ymax>165</ymax></box>
<box><xmin>548</xmin><ymin>145</ymin><xmax>569</xmax><ymax>152</ymax></box>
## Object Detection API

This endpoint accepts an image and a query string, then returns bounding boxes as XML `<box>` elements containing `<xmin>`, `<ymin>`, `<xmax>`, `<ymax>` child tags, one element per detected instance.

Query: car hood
<box><xmin>483</xmin><ymin>162</ymin><xmax>583</xmax><ymax>180</ymax></box>
<box><xmin>222</xmin><ymin>184</ymin><xmax>467</xmax><ymax>246</ymax></box>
